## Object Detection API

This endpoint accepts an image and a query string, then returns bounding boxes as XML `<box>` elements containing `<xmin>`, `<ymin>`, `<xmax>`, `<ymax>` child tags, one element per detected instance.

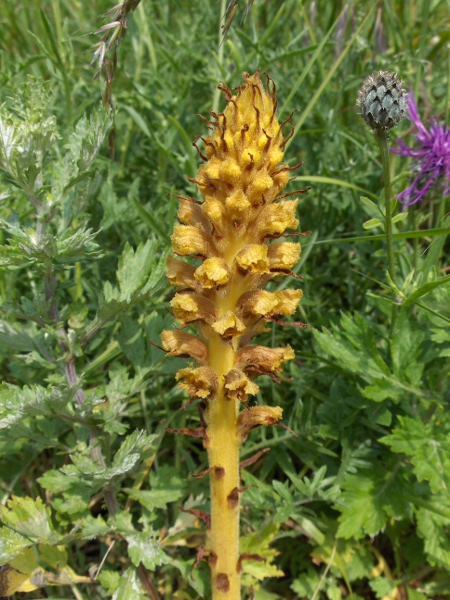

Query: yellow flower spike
<box><xmin>195</xmin><ymin>257</ymin><xmax>231</xmax><ymax>288</ymax></box>
<box><xmin>235</xmin><ymin>245</ymin><xmax>270</xmax><ymax>275</ymax></box>
<box><xmin>170</xmin><ymin>293</ymin><xmax>217</xmax><ymax>325</ymax></box>
<box><xmin>224</xmin><ymin>369</ymin><xmax>260</xmax><ymax>401</ymax></box>
<box><xmin>160</xmin><ymin>330</ymin><xmax>209</xmax><ymax>364</ymax></box>
<box><xmin>267</xmin><ymin>242</ymin><xmax>302</xmax><ymax>270</ymax></box>
<box><xmin>171</xmin><ymin>224</ymin><xmax>214</xmax><ymax>257</ymax></box>
<box><xmin>176</xmin><ymin>366</ymin><xmax>219</xmax><ymax>400</ymax></box>
<box><xmin>235</xmin><ymin>345</ymin><xmax>295</xmax><ymax>375</ymax></box>
<box><xmin>166</xmin><ymin>255</ymin><xmax>201</xmax><ymax>291</ymax></box>
<box><xmin>212</xmin><ymin>311</ymin><xmax>246</xmax><ymax>338</ymax></box>
<box><xmin>237</xmin><ymin>406</ymin><xmax>284</xmax><ymax>444</ymax></box>
<box><xmin>163</xmin><ymin>72</ymin><xmax>307</xmax><ymax>599</ymax></box>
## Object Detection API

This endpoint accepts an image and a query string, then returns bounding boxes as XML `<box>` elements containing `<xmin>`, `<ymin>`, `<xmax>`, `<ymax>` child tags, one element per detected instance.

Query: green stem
<box><xmin>376</xmin><ymin>132</ymin><xmax>398</xmax><ymax>338</ymax></box>
<box><xmin>377</xmin><ymin>132</ymin><xmax>396</xmax><ymax>282</ymax></box>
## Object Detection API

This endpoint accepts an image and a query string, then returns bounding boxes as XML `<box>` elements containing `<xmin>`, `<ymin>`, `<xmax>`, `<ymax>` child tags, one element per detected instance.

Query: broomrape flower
<box><xmin>161</xmin><ymin>72</ymin><xmax>307</xmax><ymax>598</ymax></box>
<box><xmin>391</xmin><ymin>90</ymin><xmax>450</xmax><ymax>208</ymax></box>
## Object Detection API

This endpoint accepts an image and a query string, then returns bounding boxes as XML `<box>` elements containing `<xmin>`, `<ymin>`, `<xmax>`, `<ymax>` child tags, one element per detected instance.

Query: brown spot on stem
<box><xmin>227</xmin><ymin>486</ymin><xmax>253</xmax><ymax>508</ymax></box>
<box><xmin>208</xmin><ymin>551</ymin><xmax>218</xmax><ymax>568</ymax></box>
<box><xmin>227</xmin><ymin>487</ymin><xmax>239</xmax><ymax>508</ymax></box>
<box><xmin>214</xmin><ymin>466</ymin><xmax>225</xmax><ymax>479</ymax></box>
<box><xmin>216</xmin><ymin>573</ymin><xmax>230</xmax><ymax>591</ymax></box>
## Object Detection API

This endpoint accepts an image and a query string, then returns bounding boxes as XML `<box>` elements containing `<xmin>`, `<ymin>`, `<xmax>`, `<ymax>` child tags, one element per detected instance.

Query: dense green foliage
<box><xmin>0</xmin><ymin>1</ymin><xmax>449</xmax><ymax>598</ymax></box>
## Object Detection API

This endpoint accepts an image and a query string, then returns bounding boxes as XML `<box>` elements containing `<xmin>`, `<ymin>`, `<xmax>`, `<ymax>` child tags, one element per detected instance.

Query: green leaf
<box><xmin>359</xmin><ymin>195</ymin><xmax>381</xmax><ymax>217</ymax></box>
<box><xmin>128</xmin><ymin>465</ymin><xmax>185</xmax><ymax>511</ymax></box>
<box><xmin>401</xmin><ymin>275</ymin><xmax>450</xmax><ymax>308</ymax></box>
<box><xmin>38</xmin><ymin>469</ymin><xmax>95</xmax><ymax>517</ymax></box>
<box><xmin>381</xmin><ymin>416</ymin><xmax>450</xmax><ymax>494</ymax></box>
<box><xmin>126</xmin><ymin>532</ymin><xmax>167</xmax><ymax>570</ymax></box>
<box><xmin>60</xmin><ymin>431</ymin><xmax>156</xmax><ymax>485</ymax></box>
<box><xmin>391</xmin><ymin>211</ymin><xmax>409</xmax><ymax>224</ymax></box>
<box><xmin>272</xmin><ymin>480</ymin><xmax>292</xmax><ymax>503</ymax></box>
<box><xmin>336</xmin><ymin>464</ymin><xmax>412</xmax><ymax>539</ymax></box>
<box><xmin>363</xmin><ymin>217</ymin><xmax>383</xmax><ymax>230</ymax></box>
<box><xmin>112</xmin><ymin>431</ymin><xmax>158</xmax><ymax>472</ymax></box>
<box><xmin>0</xmin><ymin>527</ymin><xmax>29</xmax><ymax>564</ymax></box>
<box><xmin>0</xmin><ymin>321</ymin><xmax>35</xmax><ymax>353</ymax></box>
<box><xmin>0</xmin><ymin>496</ymin><xmax>58</xmax><ymax>544</ymax></box>
<box><xmin>95</xmin><ymin>240</ymin><xmax>168</xmax><ymax>325</ymax></box>
<box><xmin>80</xmin><ymin>515</ymin><xmax>110</xmax><ymax>540</ymax></box>
<box><xmin>112</xmin><ymin>566</ymin><xmax>148</xmax><ymax>600</ymax></box>
<box><xmin>240</xmin><ymin>523</ymin><xmax>284</xmax><ymax>583</ymax></box>
<box><xmin>98</xmin><ymin>570</ymin><xmax>121</xmax><ymax>595</ymax></box>
<box><xmin>0</xmin><ymin>383</ymin><xmax>75</xmax><ymax>429</ymax></box>
<box><xmin>416</xmin><ymin>497</ymin><xmax>450</xmax><ymax>568</ymax></box>
<box><xmin>172</xmin><ymin>557</ymin><xmax>209</xmax><ymax>597</ymax></box>
<box><xmin>369</xmin><ymin>577</ymin><xmax>397</xmax><ymax>599</ymax></box>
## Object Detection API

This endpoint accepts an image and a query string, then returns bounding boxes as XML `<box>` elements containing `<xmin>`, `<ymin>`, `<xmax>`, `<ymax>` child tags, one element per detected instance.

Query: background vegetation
<box><xmin>0</xmin><ymin>0</ymin><xmax>449</xmax><ymax>598</ymax></box>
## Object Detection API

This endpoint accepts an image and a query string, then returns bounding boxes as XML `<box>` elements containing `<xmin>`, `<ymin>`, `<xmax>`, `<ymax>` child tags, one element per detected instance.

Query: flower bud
<box><xmin>357</xmin><ymin>71</ymin><xmax>407</xmax><ymax>134</ymax></box>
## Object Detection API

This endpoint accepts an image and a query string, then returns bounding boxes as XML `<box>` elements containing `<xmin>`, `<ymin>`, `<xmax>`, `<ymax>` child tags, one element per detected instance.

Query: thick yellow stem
<box><xmin>207</xmin><ymin>334</ymin><xmax>241</xmax><ymax>599</ymax></box>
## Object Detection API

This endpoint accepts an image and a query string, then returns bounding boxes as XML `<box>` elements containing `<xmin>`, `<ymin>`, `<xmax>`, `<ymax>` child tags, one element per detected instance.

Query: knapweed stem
<box><xmin>377</xmin><ymin>131</ymin><xmax>396</xmax><ymax>283</ymax></box>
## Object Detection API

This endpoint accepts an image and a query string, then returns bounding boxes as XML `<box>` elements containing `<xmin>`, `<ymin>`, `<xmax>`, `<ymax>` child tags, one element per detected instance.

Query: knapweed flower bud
<box><xmin>357</xmin><ymin>71</ymin><xmax>407</xmax><ymax>133</ymax></box>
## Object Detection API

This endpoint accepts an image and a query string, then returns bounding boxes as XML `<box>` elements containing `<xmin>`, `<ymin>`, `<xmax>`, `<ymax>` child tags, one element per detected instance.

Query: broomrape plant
<box><xmin>161</xmin><ymin>71</ymin><xmax>307</xmax><ymax>598</ymax></box>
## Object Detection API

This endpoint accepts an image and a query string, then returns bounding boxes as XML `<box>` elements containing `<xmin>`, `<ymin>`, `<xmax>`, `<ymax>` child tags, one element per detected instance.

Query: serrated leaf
<box><xmin>112</xmin><ymin>430</ymin><xmax>157</xmax><ymax>473</ymax></box>
<box><xmin>0</xmin><ymin>528</ymin><xmax>29</xmax><ymax>564</ymax></box>
<box><xmin>55</xmin><ymin>227</ymin><xmax>101</xmax><ymax>262</ymax></box>
<box><xmin>381</xmin><ymin>416</ymin><xmax>450</xmax><ymax>494</ymax></box>
<box><xmin>0</xmin><ymin>496</ymin><xmax>57</xmax><ymax>544</ymax></box>
<box><xmin>95</xmin><ymin>241</ymin><xmax>168</xmax><ymax>325</ymax></box>
<box><xmin>240</xmin><ymin>524</ymin><xmax>283</xmax><ymax>583</ymax></box>
<box><xmin>112</xmin><ymin>566</ymin><xmax>148</xmax><ymax>600</ymax></box>
<box><xmin>116</xmin><ymin>241</ymin><xmax>160</xmax><ymax>303</ymax></box>
<box><xmin>0</xmin><ymin>321</ymin><xmax>35</xmax><ymax>353</ymax></box>
<box><xmin>125</xmin><ymin>532</ymin><xmax>167</xmax><ymax>570</ymax></box>
<box><xmin>0</xmin><ymin>383</ymin><xmax>75</xmax><ymax>429</ymax></box>
<box><xmin>128</xmin><ymin>465</ymin><xmax>185</xmax><ymax>511</ymax></box>
<box><xmin>336</xmin><ymin>464</ymin><xmax>412</xmax><ymax>540</ymax></box>
<box><xmin>172</xmin><ymin>558</ymin><xmax>209</xmax><ymax>597</ymax></box>
<box><xmin>369</xmin><ymin>577</ymin><xmax>397</xmax><ymax>598</ymax></box>
<box><xmin>313</xmin><ymin>312</ymin><xmax>428</xmax><ymax>402</ymax></box>
<box><xmin>98</xmin><ymin>570</ymin><xmax>121</xmax><ymax>594</ymax></box>
<box><xmin>416</xmin><ymin>498</ymin><xmax>450</xmax><ymax>569</ymax></box>
<box><xmin>80</xmin><ymin>515</ymin><xmax>110</xmax><ymax>540</ymax></box>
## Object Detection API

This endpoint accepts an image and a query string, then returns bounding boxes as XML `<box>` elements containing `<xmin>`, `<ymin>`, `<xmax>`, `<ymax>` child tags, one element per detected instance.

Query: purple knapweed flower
<box><xmin>391</xmin><ymin>91</ymin><xmax>450</xmax><ymax>208</ymax></box>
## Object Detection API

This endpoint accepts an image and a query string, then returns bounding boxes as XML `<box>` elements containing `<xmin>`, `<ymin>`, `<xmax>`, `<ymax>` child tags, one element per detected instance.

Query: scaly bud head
<box><xmin>357</xmin><ymin>70</ymin><xmax>407</xmax><ymax>134</ymax></box>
